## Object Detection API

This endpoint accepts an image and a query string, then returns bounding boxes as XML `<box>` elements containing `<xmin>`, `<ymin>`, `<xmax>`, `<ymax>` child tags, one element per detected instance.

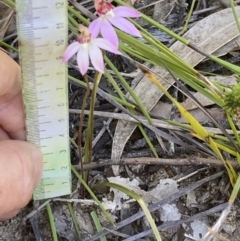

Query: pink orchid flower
<box><xmin>63</xmin><ymin>25</ymin><xmax>121</xmax><ymax>75</ymax></box>
<box><xmin>89</xmin><ymin>0</ymin><xmax>142</xmax><ymax>47</ymax></box>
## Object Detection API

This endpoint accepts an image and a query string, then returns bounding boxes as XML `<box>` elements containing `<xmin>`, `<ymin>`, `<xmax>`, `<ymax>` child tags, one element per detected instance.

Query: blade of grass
<box><xmin>115</xmin><ymin>0</ymin><xmax>240</xmax><ymax>75</ymax></box>
<box><xmin>179</xmin><ymin>0</ymin><xmax>196</xmax><ymax>35</ymax></box>
<box><xmin>104</xmin><ymin>56</ymin><xmax>153</xmax><ymax>125</ymax></box>
<box><xmin>137</xmin><ymin>123</ymin><xmax>158</xmax><ymax>157</ymax></box>
<box><xmin>83</xmin><ymin>72</ymin><xmax>102</xmax><ymax>186</ymax></box>
<box><xmin>142</xmin><ymin>68</ymin><xmax>237</xmax><ymax>184</ymax></box>
<box><xmin>71</xmin><ymin>165</ymin><xmax>115</xmax><ymax>226</ymax></box>
<box><xmin>229</xmin><ymin>0</ymin><xmax>240</xmax><ymax>32</ymax></box>
<box><xmin>0</xmin><ymin>40</ymin><xmax>18</xmax><ymax>52</ymax></box>
<box><xmin>46</xmin><ymin>203</ymin><xmax>58</xmax><ymax>241</ymax></box>
<box><xmin>91</xmin><ymin>211</ymin><xmax>107</xmax><ymax>241</ymax></box>
<box><xmin>68</xmin><ymin>6</ymin><xmax>90</xmax><ymax>25</ymax></box>
<box><xmin>69</xmin><ymin>75</ymin><xmax>136</xmax><ymax>110</ymax></box>
<box><xmin>94</xmin><ymin>182</ymin><xmax>162</xmax><ymax>241</ymax></box>
<box><xmin>226</xmin><ymin>111</ymin><xmax>240</xmax><ymax>146</ymax></box>
<box><xmin>67</xmin><ymin>202</ymin><xmax>82</xmax><ymax>240</ymax></box>
<box><xmin>2</xmin><ymin>0</ymin><xmax>15</xmax><ymax>8</ymax></box>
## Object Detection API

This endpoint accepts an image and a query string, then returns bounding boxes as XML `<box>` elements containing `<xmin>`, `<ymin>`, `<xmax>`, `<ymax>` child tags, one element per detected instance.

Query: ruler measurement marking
<box><xmin>16</xmin><ymin>0</ymin><xmax>71</xmax><ymax>200</ymax></box>
<box><xmin>35</xmin><ymin>44</ymin><xmax>49</xmax><ymax>48</ymax></box>
<box><xmin>34</xmin><ymin>27</ymin><xmax>49</xmax><ymax>30</ymax></box>
<box><xmin>35</xmin><ymin>59</ymin><xmax>48</xmax><ymax>63</ymax></box>
<box><xmin>36</xmin><ymin>75</ymin><xmax>49</xmax><ymax>77</ymax></box>
<box><xmin>32</xmin><ymin>7</ymin><xmax>48</xmax><ymax>10</ymax></box>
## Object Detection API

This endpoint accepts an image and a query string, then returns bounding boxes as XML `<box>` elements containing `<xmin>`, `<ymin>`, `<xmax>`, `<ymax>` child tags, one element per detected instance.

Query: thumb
<box><xmin>0</xmin><ymin>140</ymin><xmax>43</xmax><ymax>221</ymax></box>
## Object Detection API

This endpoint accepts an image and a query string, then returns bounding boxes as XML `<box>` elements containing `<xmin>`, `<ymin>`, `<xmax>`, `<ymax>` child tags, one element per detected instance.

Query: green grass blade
<box><xmin>71</xmin><ymin>166</ymin><xmax>115</xmax><ymax>226</ymax></box>
<box><xmin>67</xmin><ymin>202</ymin><xmax>82</xmax><ymax>240</ymax></box>
<box><xmin>95</xmin><ymin>182</ymin><xmax>162</xmax><ymax>241</ymax></box>
<box><xmin>46</xmin><ymin>203</ymin><xmax>58</xmax><ymax>241</ymax></box>
<box><xmin>91</xmin><ymin>211</ymin><xmax>107</xmax><ymax>241</ymax></box>
<box><xmin>229</xmin><ymin>174</ymin><xmax>240</xmax><ymax>202</ymax></box>
<box><xmin>229</xmin><ymin>0</ymin><xmax>240</xmax><ymax>32</ymax></box>
<box><xmin>0</xmin><ymin>40</ymin><xmax>18</xmax><ymax>52</ymax></box>
<box><xmin>2</xmin><ymin>0</ymin><xmax>15</xmax><ymax>8</ymax></box>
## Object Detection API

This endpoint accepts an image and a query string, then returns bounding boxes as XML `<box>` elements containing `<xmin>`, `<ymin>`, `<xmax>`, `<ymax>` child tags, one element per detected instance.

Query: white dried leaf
<box><xmin>105</xmin><ymin>177</ymin><xmax>179</xmax><ymax>211</ymax></box>
<box><xmin>107</xmin><ymin>177</ymin><xmax>143</xmax><ymax>210</ymax></box>
<box><xmin>112</xmin><ymin>7</ymin><xmax>240</xmax><ymax>175</ymax></box>
<box><xmin>160</xmin><ymin>204</ymin><xmax>181</xmax><ymax>222</ymax></box>
<box><xmin>149</xmin><ymin>178</ymin><xmax>178</xmax><ymax>200</ymax></box>
<box><xmin>183</xmin><ymin>218</ymin><xmax>209</xmax><ymax>240</ymax></box>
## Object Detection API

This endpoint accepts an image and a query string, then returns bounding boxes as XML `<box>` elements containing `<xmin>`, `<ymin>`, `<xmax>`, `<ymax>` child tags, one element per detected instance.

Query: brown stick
<box><xmin>68</xmin><ymin>0</ymin><xmax>96</xmax><ymax>20</ymax></box>
<box><xmin>74</xmin><ymin>157</ymin><xmax>239</xmax><ymax>170</ymax></box>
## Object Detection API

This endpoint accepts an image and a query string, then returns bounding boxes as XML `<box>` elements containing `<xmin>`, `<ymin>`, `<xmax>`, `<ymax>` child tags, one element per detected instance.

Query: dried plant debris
<box><xmin>111</xmin><ymin>7</ymin><xmax>240</xmax><ymax>175</ymax></box>
<box><xmin>2</xmin><ymin>1</ymin><xmax>240</xmax><ymax>241</ymax></box>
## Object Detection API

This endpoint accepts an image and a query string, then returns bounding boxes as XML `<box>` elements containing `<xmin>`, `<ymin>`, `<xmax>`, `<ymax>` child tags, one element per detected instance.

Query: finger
<box><xmin>0</xmin><ymin>94</ymin><xmax>25</xmax><ymax>140</ymax></box>
<box><xmin>0</xmin><ymin>127</ymin><xmax>10</xmax><ymax>140</ymax></box>
<box><xmin>0</xmin><ymin>51</ymin><xmax>25</xmax><ymax>140</ymax></box>
<box><xmin>0</xmin><ymin>140</ymin><xmax>43</xmax><ymax>221</ymax></box>
<box><xmin>0</xmin><ymin>210</ymin><xmax>19</xmax><ymax>220</ymax></box>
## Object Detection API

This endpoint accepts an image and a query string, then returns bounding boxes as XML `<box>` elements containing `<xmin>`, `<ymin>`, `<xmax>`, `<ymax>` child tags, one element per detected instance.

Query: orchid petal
<box><xmin>92</xmin><ymin>38</ymin><xmax>121</xmax><ymax>55</ymax></box>
<box><xmin>100</xmin><ymin>20</ymin><xmax>119</xmax><ymax>47</ymax></box>
<box><xmin>89</xmin><ymin>44</ymin><xmax>104</xmax><ymax>73</ymax></box>
<box><xmin>113</xmin><ymin>6</ymin><xmax>141</xmax><ymax>18</ymax></box>
<box><xmin>77</xmin><ymin>46</ymin><xmax>89</xmax><ymax>75</ymax></box>
<box><xmin>94</xmin><ymin>0</ymin><xmax>101</xmax><ymax>11</ymax></box>
<box><xmin>108</xmin><ymin>17</ymin><xmax>141</xmax><ymax>37</ymax></box>
<box><xmin>62</xmin><ymin>42</ymin><xmax>80</xmax><ymax>62</ymax></box>
<box><xmin>89</xmin><ymin>18</ymin><xmax>102</xmax><ymax>39</ymax></box>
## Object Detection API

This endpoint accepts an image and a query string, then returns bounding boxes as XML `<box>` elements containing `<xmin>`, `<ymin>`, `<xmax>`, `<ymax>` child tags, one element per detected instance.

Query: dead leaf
<box><xmin>0</xmin><ymin>2</ymin><xmax>14</xmax><ymax>40</ymax></box>
<box><xmin>153</xmin><ymin>0</ymin><xmax>175</xmax><ymax>22</ymax></box>
<box><xmin>112</xmin><ymin>7</ymin><xmax>240</xmax><ymax>175</ymax></box>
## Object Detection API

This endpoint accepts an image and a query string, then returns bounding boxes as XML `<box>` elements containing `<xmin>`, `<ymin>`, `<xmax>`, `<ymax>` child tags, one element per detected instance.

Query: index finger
<box><xmin>0</xmin><ymin>50</ymin><xmax>25</xmax><ymax>140</ymax></box>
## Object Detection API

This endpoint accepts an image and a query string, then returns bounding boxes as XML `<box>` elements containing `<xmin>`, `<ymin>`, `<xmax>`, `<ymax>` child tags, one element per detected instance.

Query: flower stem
<box><xmin>83</xmin><ymin>72</ymin><xmax>102</xmax><ymax>183</ymax></box>
<box><xmin>78</xmin><ymin>75</ymin><xmax>90</xmax><ymax>182</ymax></box>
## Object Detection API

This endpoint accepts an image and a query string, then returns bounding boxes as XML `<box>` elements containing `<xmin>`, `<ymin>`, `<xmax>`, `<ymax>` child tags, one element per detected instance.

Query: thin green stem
<box><xmin>103</xmin><ymin>70</ymin><xmax>126</xmax><ymax>101</ymax></box>
<box><xmin>46</xmin><ymin>203</ymin><xmax>58</xmax><ymax>241</ymax></box>
<box><xmin>83</xmin><ymin>72</ymin><xmax>102</xmax><ymax>183</ymax></box>
<box><xmin>67</xmin><ymin>202</ymin><xmax>82</xmax><ymax>240</ymax></box>
<box><xmin>91</xmin><ymin>211</ymin><xmax>107</xmax><ymax>241</ymax></box>
<box><xmin>68</xmin><ymin>6</ymin><xmax>90</xmax><ymax>25</ymax></box>
<box><xmin>78</xmin><ymin>76</ymin><xmax>90</xmax><ymax>181</ymax></box>
<box><xmin>226</xmin><ymin>111</ymin><xmax>240</xmax><ymax>146</ymax></box>
<box><xmin>104</xmin><ymin>56</ymin><xmax>153</xmax><ymax>125</ymax></box>
<box><xmin>2</xmin><ymin>0</ymin><xmax>15</xmax><ymax>8</ymax></box>
<box><xmin>68</xmin><ymin>75</ymin><xmax>136</xmax><ymax>109</ymax></box>
<box><xmin>137</xmin><ymin>123</ymin><xmax>158</xmax><ymax>157</ymax></box>
<box><xmin>179</xmin><ymin>0</ymin><xmax>196</xmax><ymax>35</ymax></box>
<box><xmin>68</xmin><ymin>13</ymin><xmax>79</xmax><ymax>28</ymax></box>
<box><xmin>71</xmin><ymin>165</ymin><xmax>115</xmax><ymax>226</ymax></box>
<box><xmin>0</xmin><ymin>40</ymin><xmax>18</xmax><ymax>52</ymax></box>
<box><xmin>229</xmin><ymin>0</ymin><xmax>240</xmax><ymax>32</ymax></box>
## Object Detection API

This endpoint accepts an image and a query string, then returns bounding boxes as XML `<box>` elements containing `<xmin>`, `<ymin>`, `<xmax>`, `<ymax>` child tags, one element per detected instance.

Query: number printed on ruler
<box><xmin>16</xmin><ymin>0</ymin><xmax>71</xmax><ymax>200</ymax></box>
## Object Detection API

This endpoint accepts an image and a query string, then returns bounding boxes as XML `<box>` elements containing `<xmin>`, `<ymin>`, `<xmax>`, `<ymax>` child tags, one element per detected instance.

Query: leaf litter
<box><xmin>1</xmin><ymin>1</ymin><xmax>240</xmax><ymax>241</ymax></box>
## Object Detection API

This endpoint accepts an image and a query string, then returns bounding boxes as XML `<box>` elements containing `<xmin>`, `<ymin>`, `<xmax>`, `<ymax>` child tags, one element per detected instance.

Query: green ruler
<box><xmin>16</xmin><ymin>0</ymin><xmax>71</xmax><ymax>200</ymax></box>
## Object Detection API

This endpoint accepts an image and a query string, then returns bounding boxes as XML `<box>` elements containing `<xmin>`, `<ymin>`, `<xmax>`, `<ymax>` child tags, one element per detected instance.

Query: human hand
<box><xmin>0</xmin><ymin>50</ymin><xmax>43</xmax><ymax>221</ymax></box>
